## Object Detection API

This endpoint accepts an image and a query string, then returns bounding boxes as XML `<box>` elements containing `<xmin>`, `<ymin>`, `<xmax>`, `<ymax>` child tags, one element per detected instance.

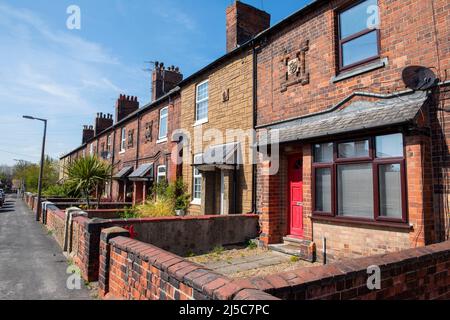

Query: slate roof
<box><xmin>112</xmin><ymin>166</ymin><xmax>133</xmax><ymax>180</ymax></box>
<box><xmin>259</xmin><ymin>92</ymin><xmax>429</xmax><ymax>145</ymax></box>
<box><xmin>128</xmin><ymin>163</ymin><xmax>154</xmax><ymax>180</ymax></box>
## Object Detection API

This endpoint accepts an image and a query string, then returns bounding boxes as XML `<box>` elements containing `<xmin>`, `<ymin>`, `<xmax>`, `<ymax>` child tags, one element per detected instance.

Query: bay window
<box><xmin>313</xmin><ymin>133</ymin><xmax>406</xmax><ymax>223</ymax></box>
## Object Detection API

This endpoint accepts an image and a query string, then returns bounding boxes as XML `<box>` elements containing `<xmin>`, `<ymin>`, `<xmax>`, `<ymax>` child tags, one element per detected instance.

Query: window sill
<box><xmin>156</xmin><ymin>137</ymin><xmax>168</xmax><ymax>144</ymax></box>
<box><xmin>311</xmin><ymin>214</ymin><xmax>412</xmax><ymax>231</ymax></box>
<box><xmin>193</xmin><ymin>119</ymin><xmax>208</xmax><ymax>127</ymax></box>
<box><xmin>190</xmin><ymin>199</ymin><xmax>201</xmax><ymax>206</ymax></box>
<box><xmin>119</xmin><ymin>150</ymin><xmax>125</xmax><ymax>155</ymax></box>
<box><xmin>331</xmin><ymin>57</ymin><xmax>388</xmax><ymax>83</ymax></box>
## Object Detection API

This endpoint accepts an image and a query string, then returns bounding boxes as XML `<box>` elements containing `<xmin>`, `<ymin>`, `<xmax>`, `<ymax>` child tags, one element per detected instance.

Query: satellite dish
<box><xmin>402</xmin><ymin>66</ymin><xmax>437</xmax><ymax>91</ymax></box>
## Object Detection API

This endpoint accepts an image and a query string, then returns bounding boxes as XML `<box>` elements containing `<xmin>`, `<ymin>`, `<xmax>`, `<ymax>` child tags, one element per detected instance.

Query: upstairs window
<box><xmin>338</xmin><ymin>0</ymin><xmax>380</xmax><ymax>70</ymax></box>
<box><xmin>120</xmin><ymin>127</ymin><xmax>126</xmax><ymax>152</ymax></box>
<box><xmin>107</xmin><ymin>135</ymin><xmax>111</xmax><ymax>152</ymax></box>
<box><xmin>195</xmin><ymin>80</ymin><xmax>209</xmax><ymax>123</ymax></box>
<box><xmin>158</xmin><ymin>107</ymin><xmax>169</xmax><ymax>140</ymax></box>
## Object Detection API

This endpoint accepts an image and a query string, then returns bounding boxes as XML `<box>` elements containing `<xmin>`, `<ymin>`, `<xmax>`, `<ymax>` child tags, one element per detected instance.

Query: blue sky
<box><xmin>0</xmin><ymin>0</ymin><xmax>310</xmax><ymax>166</ymax></box>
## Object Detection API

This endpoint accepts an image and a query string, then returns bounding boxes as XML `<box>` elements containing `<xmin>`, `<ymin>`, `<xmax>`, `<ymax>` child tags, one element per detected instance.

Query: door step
<box><xmin>269</xmin><ymin>238</ymin><xmax>316</xmax><ymax>262</ymax></box>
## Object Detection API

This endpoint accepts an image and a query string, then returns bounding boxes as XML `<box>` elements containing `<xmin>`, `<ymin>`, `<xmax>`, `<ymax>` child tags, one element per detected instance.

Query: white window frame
<box><xmin>195</xmin><ymin>80</ymin><xmax>209</xmax><ymax>125</ymax></box>
<box><xmin>192</xmin><ymin>155</ymin><xmax>202</xmax><ymax>204</ymax></box>
<box><xmin>89</xmin><ymin>143</ymin><xmax>93</xmax><ymax>155</ymax></box>
<box><xmin>106</xmin><ymin>134</ymin><xmax>112</xmax><ymax>159</ymax></box>
<box><xmin>120</xmin><ymin>127</ymin><xmax>126</xmax><ymax>152</ymax></box>
<box><xmin>157</xmin><ymin>165</ymin><xmax>167</xmax><ymax>183</ymax></box>
<box><xmin>158</xmin><ymin>106</ymin><xmax>169</xmax><ymax>142</ymax></box>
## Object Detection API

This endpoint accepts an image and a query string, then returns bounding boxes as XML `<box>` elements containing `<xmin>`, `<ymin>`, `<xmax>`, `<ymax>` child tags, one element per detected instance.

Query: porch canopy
<box><xmin>128</xmin><ymin>163</ymin><xmax>154</xmax><ymax>182</ymax></box>
<box><xmin>194</xmin><ymin>142</ymin><xmax>241</xmax><ymax>172</ymax></box>
<box><xmin>258</xmin><ymin>91</ymin><xmax>428</xmax><ymax>145</ymax></box>
<box><xmin>112</xmin><ymin>166</ymin><xmax>133</xmax><ymax>180</ymax></box>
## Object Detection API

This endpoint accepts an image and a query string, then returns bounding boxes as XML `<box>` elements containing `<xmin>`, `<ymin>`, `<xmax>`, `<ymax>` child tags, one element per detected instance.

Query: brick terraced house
<box><xmin>253</xmin><ymin>0</ymin><xmax>450</xmax><ymax>262</ymax></box>
<box><xmin>60</xmin><ymin>63</ymin><xmax>183</xmax><ymax>205</ymax></box>
<box><xmin>59</xmin><ymin>0</ymin><xmax>449</xmax><ymax>262</ymax></box>
<box><xmin>178</xmin><ymin>1</ymin><xmax>270</xmax><ymax>215</ymax></box>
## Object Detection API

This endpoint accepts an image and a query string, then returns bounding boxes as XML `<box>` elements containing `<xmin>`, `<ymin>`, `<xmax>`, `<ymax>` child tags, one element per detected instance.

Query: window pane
<box><xmin>376</xmin><ymin>134</ymin><xmax>404</xmax><ymax>158</ymax></box>
<box><xmin>379</xmin><ymin>164</ymin><xmax>402</xmax><ymax>219</ymax></box>
<box><xmin>338</xmin><ymin>164</ymin><xmax>374</xmax><ymax>218</ymax></box>
<box><xmin>314</xmin><ymin>143</ymin><xmax>333</xmax><ymax>163</ymax></box>
<box><xmin>196</xmin><ymin>82</ymin><xmax>209</xmax><ymax>102</ymax></box>
<box><xmin>338</xmin><ymin>140</ymin><xmax>369</xmax><ymax>158</ymax></box>
<box><xmin>193</xmin><ymin>167</ymin><xmax>202</xmax><ymax>200</ymax></box>
<box><xmin>315</xmin><ymin>168</ymin><xmax>332</xmax><ymax>212</ymax></box>
<box><xmin>196</xmin><ymin>100</ymin><xmax>208</xmax><ymax>121</ymax></box>
<box><xmin>342</xmin><ymin>30</ymin><xmax>378</xmax><ymax>67</ymax></box>
<box><xmin>339</xmin><ymin>0</ymin><xmax>378</xmax><ymax>39</ymax></box>
<box><xmin>159</xmin><ymin>115</ymin><xmax>168</xmax><ymax>139</ymax></box>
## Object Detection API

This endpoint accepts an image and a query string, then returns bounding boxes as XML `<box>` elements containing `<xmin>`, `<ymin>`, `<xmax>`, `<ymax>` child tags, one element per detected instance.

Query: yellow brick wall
<box><xmin>180</xmin><ymin>49</ymin><xmax>254</xmax><ymax>215</ymax></box>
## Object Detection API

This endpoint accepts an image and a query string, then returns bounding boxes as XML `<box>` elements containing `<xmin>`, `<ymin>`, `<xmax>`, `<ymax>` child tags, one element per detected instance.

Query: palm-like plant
<box><xmin>65</xmin><ymin>156</ymin><xmax>112</xmax><ymax>208</ymax></box>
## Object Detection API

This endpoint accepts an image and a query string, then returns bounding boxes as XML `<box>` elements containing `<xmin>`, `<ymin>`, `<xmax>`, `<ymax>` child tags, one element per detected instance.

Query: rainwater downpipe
<box><xmin>251</xmin><ymin>41</ymin><xmax>258</xmax><ymax>214</ymax></box>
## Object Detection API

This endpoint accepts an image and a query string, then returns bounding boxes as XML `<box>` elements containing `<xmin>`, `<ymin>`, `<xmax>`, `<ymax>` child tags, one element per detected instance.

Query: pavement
<box><xmin>0</xmin><ymin>194</ymin><xmax>92</xmax><ymax>300</ymax></box>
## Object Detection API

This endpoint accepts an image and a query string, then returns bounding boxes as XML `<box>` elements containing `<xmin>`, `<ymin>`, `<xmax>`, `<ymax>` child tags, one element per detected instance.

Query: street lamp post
<box><xmin>23</xmin><ymin>116</ymin><xmax>47</xmax><ymax>221</ymax></box>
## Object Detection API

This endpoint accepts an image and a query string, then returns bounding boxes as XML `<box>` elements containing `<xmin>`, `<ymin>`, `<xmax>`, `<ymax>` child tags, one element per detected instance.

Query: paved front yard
<box><xmin>188</xmin><ymin>247</ymin><xmax>320</xmax><ymax>279</ymax></box>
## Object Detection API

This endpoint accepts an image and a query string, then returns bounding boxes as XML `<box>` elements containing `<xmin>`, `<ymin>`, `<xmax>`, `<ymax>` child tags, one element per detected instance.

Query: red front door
<box><xmin>288</xmin><ymin>155</ymin><xmax>303</xmax><ymax>238</ymax></box>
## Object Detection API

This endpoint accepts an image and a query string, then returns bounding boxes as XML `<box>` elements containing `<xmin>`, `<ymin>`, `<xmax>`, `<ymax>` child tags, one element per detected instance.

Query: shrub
<box><xmin>119</xmin><ymin>206</ymin><xmax>139</xmax><ymax>219</ymax></box>
<box><xmin>134</xmin><ymin>198</ymin><xmax>175</xmax><ymax>218</ymax></box>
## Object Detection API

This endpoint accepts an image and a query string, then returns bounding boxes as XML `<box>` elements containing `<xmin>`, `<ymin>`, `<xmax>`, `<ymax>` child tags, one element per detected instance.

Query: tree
<box><xmin>65</xmin><ymin>156</ymin><xmax>112</xmax><ymax>208</ymax></box>
<box><xmin>12</xmin><ymin>157</ymin><xmax>59</xmax><ymax>193</ymax></box>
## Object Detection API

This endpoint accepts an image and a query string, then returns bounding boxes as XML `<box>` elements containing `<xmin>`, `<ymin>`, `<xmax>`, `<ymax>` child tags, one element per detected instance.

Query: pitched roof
<box><xmin>128</xmin><ymin>163</ymin><xmax>154</xmax><ymax>180</ymax></box>
<box><xmin>259</xmin><ymin>92</ymin><xmax>429</xmax><ymax>145</ymax></box>
<box><xmin>112</xmin><ymin>166</ymin><xmax>133</xmax><ymax>180</ymax></box>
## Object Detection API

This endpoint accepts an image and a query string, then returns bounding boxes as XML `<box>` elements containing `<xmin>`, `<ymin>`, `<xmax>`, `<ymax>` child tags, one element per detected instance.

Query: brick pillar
<box><xmin>98</xmin><ymin>227</ymin><xmax>130</xmax><ymax>298</ymax></box>
<box><xmin>302</xmin><ymin>144</ymin><xmax>313</xmax><ymax>241</ymax></box>
<box><xmin>258</xmin><ymin>160</ymin><xmax>283</xmax><ymax>245</ymax></box>
<box><xmin>405</xmin><ymin>134</ymin><xmax>435</xmax><ymax>247</ymax></box>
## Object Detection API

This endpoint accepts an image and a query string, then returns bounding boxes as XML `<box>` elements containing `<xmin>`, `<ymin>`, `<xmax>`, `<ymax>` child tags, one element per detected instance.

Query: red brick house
<box><xmin>60</xmin><ymin>63</ymin><xmax>183</xmax><ymax>205</ymax></box>
<box><xmin>254</xmin><ymin>0</ymin><xmax>449</xmax><ymax>262</ymax></box>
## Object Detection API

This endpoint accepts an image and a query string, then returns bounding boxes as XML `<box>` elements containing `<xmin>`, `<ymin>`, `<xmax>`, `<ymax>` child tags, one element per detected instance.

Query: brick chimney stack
<box><xmin>152</xmin><ymin>62</ymin><xmax>183</xmax><ymax>102</ymax></box>
<box><xmin>95</xmin><ymin>112</ymin><xmax>114</xmax><ymax>135</ymax></box>
<box><xmin>115</xmin><ymin>94</ymin><xmax>139</xmax><ymax>123</ymax></box>
<box><xmin>82</xmin><ymin>125</ymin><xmax>94</xmax><ymax>144</ymax></box>
<box><xmin>226</xmin><ymin>0</ymin><xmax>270</xmax><ymax>53</ymax></box>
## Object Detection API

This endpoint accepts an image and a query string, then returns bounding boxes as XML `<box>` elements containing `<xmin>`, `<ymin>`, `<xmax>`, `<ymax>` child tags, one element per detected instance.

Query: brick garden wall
<box><xmin>45</xmin><ymin>207</ymin><xmax>67</xmax><ymax>249</ymax></box>
<box><xmin>244</xmin><ymin>241</ymin><xmax>450</xmax><ymax>300</ymax></box>
<box><xmin>65</xmin><ymin>214</ymin><xmax>259</xmax><ymax>282</ymax></box>
<box><xmin>98</xmin><ymin>229</ymin><xmax>277</xmax><ymax>300</ymax></box>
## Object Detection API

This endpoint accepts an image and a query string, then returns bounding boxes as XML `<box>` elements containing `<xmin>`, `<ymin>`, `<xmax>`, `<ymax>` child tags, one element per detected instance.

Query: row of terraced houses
<box><xmin>60</xmin><ymin>0</ymin><xmax>450</xmax><ymax>262</ymax></box>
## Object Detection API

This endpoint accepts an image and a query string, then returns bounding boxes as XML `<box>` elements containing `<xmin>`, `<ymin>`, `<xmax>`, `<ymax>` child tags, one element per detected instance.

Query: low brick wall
<box><xmin>85</xmin><ymin>209</ymin><xmax>124</xmax><ymax>219</ymax></box>
<box><xmin>132</xmin><ymin>215</ymin><xmax>259</xmax><ymax>256</ymax></box>
<box><xmin>75</xmin><ymin>214</ymin><xmax>259</xmax><ymax>282</ymax></box>
<box><xmin>45</xmin><ymin>207</ymin><xmax>67</xmax><ymax>249</ymax></box>
<box><xmin>244</xmin><ymin>241</ymin><xmax>450</xmax><ymax>300</ymax></box>
<box><xmin>98</xmin><ymin>228</ymin><xmax>277</xmax><ymax>300</ymax></box>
